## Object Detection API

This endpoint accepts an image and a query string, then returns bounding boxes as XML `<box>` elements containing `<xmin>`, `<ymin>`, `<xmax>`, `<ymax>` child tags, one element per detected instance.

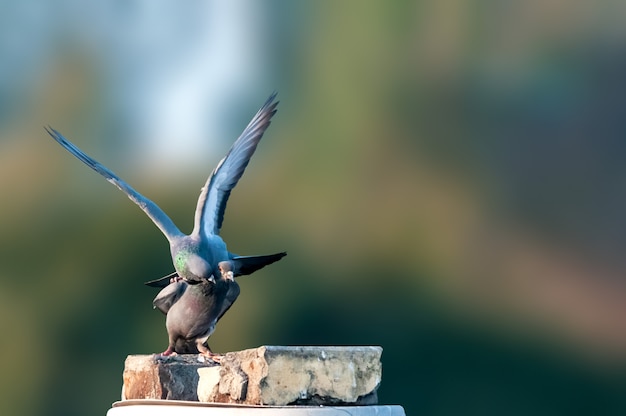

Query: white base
<box><xmin>107</xmin><ymin>400</ymin><xmax>405</xmax><ymax>416</ymax></box>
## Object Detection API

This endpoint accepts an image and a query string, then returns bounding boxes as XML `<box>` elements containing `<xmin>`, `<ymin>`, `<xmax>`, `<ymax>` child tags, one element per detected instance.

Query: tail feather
<box><xmin>231</xmin><ymin>252</ymin><xmax>286</xmax><ymax>277</ymax></box>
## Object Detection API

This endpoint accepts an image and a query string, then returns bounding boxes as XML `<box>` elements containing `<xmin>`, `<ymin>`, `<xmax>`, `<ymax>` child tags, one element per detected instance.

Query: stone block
<box><xmin>122</xmin><ymin>354</ymin><xmax>217</xmax><ymax>401</ymax></box>
<box><xmin>122</xmin><ymin>346</ymin><xmax>382</xmax><ymax>406</ymax></box>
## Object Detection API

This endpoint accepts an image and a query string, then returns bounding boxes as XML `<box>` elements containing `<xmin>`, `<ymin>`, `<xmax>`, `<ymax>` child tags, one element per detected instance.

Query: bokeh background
<box><xmin>1</xmin><ymin>1</ymin><xmax>626</xmax><ymax>415</ymax></box>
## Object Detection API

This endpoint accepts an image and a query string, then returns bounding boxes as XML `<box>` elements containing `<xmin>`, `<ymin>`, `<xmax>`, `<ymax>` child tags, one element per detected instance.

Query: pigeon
<box><xmin>150</xmin><ymin>261</ymin><xmax>242</xmax><ymax>359</ymax></box>
<box><xmin>146</xmin><ymin>257</ymin><xmax>285</xmax><ymax>359</ymax></box>
<box><xmin>47</xmin><ymin>93</ymin><xmax>286</xmax><ymax>356</ymax></box>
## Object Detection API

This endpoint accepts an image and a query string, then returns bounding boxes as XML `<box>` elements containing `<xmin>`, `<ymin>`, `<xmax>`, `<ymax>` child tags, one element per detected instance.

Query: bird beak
<box><xmin>208</xmin><ymin>275</ymin><xmax>216</xmax><ymax>284</ymax></box>
<box><xmin>225</xmin><ymin>271</ymin><xmax>234</xmax><ymax>281</ymax></box>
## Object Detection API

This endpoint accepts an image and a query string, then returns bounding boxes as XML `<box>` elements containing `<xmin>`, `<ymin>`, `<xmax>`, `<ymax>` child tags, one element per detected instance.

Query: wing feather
<box><xmin>192</xmin><ymin>92</ymin><xmax>278</xmax><ymax>238</ymax></box>
<box><xmin>46</xmin><ymin>127</ymin><xmax>184</xmax><ymax>242</ymax></box>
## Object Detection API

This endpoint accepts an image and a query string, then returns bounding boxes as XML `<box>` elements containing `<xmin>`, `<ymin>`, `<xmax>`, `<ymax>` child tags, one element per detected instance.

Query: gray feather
<box><xmin>192</xmin><ymin>92</ymin><xmax>278</xmax><ymax>238</ymax></box>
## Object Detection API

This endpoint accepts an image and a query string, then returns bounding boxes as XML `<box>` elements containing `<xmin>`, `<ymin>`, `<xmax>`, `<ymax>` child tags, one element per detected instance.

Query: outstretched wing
<box><xmin>46</xmin><ymin>127</ymin><xmax>184</xmax><ymax>242</ymax></box>
<box><xmin>192</xmin><ymin>93</ymin><xmax>278</xmax><ymax>239</ymax></box>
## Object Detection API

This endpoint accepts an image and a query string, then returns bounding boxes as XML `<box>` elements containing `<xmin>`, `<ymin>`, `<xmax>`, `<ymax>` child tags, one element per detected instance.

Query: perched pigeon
<box><xmin>47</xmin><ymin>93</ymin><xmax>286</xmax><ymax>357</ymax></box>
<box><xmin>150</xmin><ymin>262</ymin><xmax>242</xmax><ymax>359</ymax></box>
<box><xmin>146</xmin><ymin>257</ymin><xmax>284</xmax><ymax>358</ymax></box>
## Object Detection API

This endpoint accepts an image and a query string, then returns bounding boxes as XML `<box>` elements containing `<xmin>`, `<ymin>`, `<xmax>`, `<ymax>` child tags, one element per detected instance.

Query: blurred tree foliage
<box><xmin>1</xmin><ymin>1</ymin><xmax>626</xmax><ymax>415</ymax></box>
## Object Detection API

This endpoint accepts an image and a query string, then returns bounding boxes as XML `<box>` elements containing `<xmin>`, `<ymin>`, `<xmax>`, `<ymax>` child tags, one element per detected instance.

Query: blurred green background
<box><xmin>1</xmin><ymin>1</ymin><xmax>626</xmax><ymax>415</ymax></box>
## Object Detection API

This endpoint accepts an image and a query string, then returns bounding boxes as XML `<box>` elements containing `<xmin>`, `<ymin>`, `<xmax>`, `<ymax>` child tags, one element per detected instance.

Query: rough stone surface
<box><xmin>201</xmin><ymin>346</ymin><xmax>382</xmax><ymax>406</ymax></box>
<box><xmin>122</xmin><ymin>354</ymin><xmax>218</xmax><ymax>401</ymax></box>
<box><xmin>122</xmin><ymin>346</ymin><xmax>382</xmax><ymax>406</ymax></box>
<box><xmin>195</xmin><ymin>366</ymin><xmax>221</xmax><ymax>402</ymax></box>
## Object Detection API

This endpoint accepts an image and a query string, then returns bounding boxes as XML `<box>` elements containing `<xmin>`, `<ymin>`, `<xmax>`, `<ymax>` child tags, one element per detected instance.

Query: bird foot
<box><xmin>154</xmin><ymin>350</ymin><xmax>178</xmax><ymax>363</ymax></box>
<box><xmin>161</xmin><ymin>347</ymin><xmax>176</xmax><ymax>357</ymax></box>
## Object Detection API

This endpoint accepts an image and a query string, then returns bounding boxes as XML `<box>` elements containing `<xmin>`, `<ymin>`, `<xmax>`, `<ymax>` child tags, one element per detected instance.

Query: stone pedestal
<box><xmin>115</xmin><ymin>346</ymin><xmax>406</xmax><ymax>414</ymax></box>
<box><xmin>122</xmin><ymin>346</ymin><xmax>383</xmax><ymax>406</ymax></box>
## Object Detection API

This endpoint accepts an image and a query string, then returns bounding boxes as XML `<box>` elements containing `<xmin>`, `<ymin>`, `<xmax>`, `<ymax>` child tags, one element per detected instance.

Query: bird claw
<box><xmin>159</xmin><ymin>347</ymin><xmax>176</xmax><ymax>357</ymax></box>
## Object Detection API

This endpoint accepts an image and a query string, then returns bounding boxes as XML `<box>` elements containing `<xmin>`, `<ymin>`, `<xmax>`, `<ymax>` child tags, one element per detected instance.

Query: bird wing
<box><xmin>144</xmin><ymin>272</ymin><xmax>179</xmax><ymax>288</ymax></box>
<box><xmin>46</xmin><ymin>127</ymin><xmax>184</xmax><ymax>242</ymax></box>
<box><xmin>214</xmin><ymin>281</ymin><xmax>241</xmax><ymax>324</ymax></box>
<box><xmin>191</xmin><ymin>93</ymin><xmax>279</xmax><ymax>239</ymax></box>
<box><xmin>152</xmin><ymin>280</ymin><xmax>187</xmax><ymax>315</ymax></box>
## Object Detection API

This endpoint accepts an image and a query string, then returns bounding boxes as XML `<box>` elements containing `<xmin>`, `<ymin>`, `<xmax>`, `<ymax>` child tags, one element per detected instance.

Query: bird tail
<box><xmin>231</xmin><ymin>252</ymin><xmax>287</xmax><ymax>277</ymax></box>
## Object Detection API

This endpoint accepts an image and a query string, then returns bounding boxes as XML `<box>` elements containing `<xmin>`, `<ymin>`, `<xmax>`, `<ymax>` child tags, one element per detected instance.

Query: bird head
<box><xmin>218</xmin><ymin>261</ymin><xmax>235</xmax><ymax>281</ymax></box>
